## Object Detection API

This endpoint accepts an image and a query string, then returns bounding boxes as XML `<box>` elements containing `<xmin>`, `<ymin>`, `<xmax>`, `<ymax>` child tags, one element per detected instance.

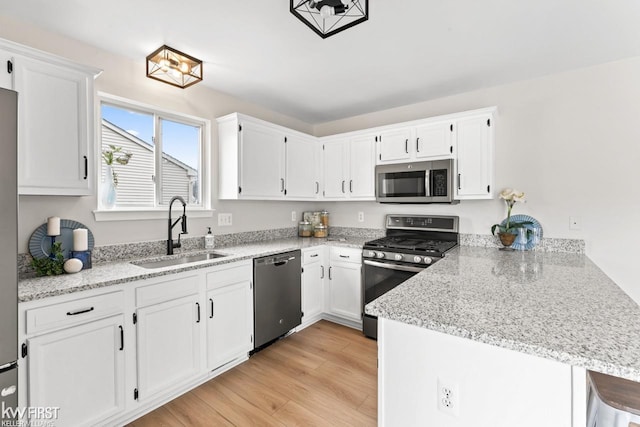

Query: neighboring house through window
<box><xmin>99</xmin><ymin>96</ymin><xmax>208</xmax><ymax>212</ymax></box>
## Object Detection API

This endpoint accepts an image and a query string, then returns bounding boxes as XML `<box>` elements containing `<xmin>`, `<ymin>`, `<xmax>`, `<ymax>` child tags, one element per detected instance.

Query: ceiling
<box><xmin>2</xmin><ymin>1</ymin><xmax>640</xmax><ymax>124</ymax></box>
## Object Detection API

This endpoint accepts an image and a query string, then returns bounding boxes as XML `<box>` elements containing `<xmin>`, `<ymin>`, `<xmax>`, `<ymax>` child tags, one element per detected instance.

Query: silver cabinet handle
<box><xmin>209</xmin><ymin>298</ymin><xmax>214</xmax><ymax>318</ymax></box>
<box><xmin>66</xmin><ymin>307</ymin><xmax>94</xmax><ymax>316</ymax></box>
<box><xmin>315</xmin><ymin>181</ymin><xmax>319</xmax><ymax>194</ymax></box>
<box><xmin>341</xmin><ymin>180</ymin><xmax>345</xmax><ymax>193</ymax></box>
<box><xmin>405</xmin><ymin>139</ymin><xmax>408</xmax><ymax>153</ymax></box>
<box><xmin>416</xmin><ymin>137</ymin><xmax>420</xmax><ymax>152</ymax></box>
<box><xmin>320</xmin><ymin>265</ymin><xmax>325</xmax><ymax>279</ymax></box>
<box><xmin>458</xmin><ymin>173</ymin><xmax>461</xmax><ymax>190</ymax></box>
<box><xmin>349</xmin><ymin>180</ymin><xmax>353</xmax><ymax>193</ymax></box>
<box><xmin>310</xmin><ymin>253</ymin><xmax>319</xmax><ymax>258</ymax></box>
<box><xmin>328</xmin><ymin>266</ymin><xmax>332</xmax><ymax>280</ymax></box>
<box><xmin>281</xmin><ymin>178</ymin><xmax>285</xmax><ymax>192</ymax></box>
<box><xmin>339</xmin><ymin>254</ymin><xmax>350</xmax><ymax>259</ymax></box>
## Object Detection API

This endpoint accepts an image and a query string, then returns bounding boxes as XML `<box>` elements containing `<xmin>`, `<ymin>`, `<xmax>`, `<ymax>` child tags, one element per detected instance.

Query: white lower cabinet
<box><xmin>27</xmin><ymin>314</ymin><xmax>126</xmax><ymax>427</ymax></box>
<box><xmin>205</xmin><ymin>261</ymin><xmax>253</xmax><ymax>370</ymax></box>
<box><xmin>327</xmin><ymin>247</ymin><xmax>362</xmax><ymax>324</ymax></box>
<box><xmin>301</xmin><ymin>247</ymin><xmax>325</xmax><ymax>327</ymax></box>
<box><xmin>135</xmin><ymin>294</ymin><xmax>202</xmax><ymax>402</ymax></box>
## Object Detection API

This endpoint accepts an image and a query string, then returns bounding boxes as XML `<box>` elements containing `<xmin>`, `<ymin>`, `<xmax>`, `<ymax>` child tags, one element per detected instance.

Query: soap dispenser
<box><xmin>205</xmin><ymin>227</ymin><xmax>215</xmax><ymax>249</ymax></box>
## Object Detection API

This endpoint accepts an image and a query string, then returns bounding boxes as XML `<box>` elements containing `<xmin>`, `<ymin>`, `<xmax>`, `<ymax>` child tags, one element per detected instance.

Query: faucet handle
<box><xmin>181</xmin><ymin>215</ymin><xmax>188</xmax><ymax>234</ymax></box>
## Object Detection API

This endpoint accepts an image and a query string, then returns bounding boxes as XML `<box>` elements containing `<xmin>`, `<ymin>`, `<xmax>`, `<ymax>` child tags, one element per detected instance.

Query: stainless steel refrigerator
<box><xmin>0</xmin><ymin>88</ymin><xmax>18</xmax><ymax>421</ymax></box>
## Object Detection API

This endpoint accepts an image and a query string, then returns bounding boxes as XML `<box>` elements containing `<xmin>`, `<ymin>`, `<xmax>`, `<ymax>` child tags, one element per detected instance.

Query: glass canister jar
<box><xmin>314</xmin><ymin>224</ymin><xmax>328</xmax><ymax>238</ymax></box>
<box><xmin>320</xmin><ymin>210</ymin><xmax>329</xmax><ymax>227</ymax></box>
<box><xmin>298</xmin><ymin>221</ymin><xmax>313</xmax><ymax>237</ymax></box>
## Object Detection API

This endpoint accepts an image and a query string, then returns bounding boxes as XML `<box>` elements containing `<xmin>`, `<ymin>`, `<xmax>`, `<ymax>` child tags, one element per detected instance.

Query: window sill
<box><xmin>93</xmin><ymin>207</ymin><xmax>215</xmax><ymax>222</ymax></box>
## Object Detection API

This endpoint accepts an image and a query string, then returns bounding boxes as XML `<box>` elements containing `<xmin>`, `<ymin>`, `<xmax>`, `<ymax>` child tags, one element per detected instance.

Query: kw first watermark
<box><xmin>1</xmin><ymin>403</ymin><xmax>60</xmax><ymax>427</ymax></box>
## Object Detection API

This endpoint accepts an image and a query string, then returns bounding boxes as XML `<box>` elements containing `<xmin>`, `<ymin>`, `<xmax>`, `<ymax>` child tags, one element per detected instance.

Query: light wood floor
<box><xmin>128</xmin><ymin>320</ymin><xmax>378</xmax><ymax>426</ymax></box>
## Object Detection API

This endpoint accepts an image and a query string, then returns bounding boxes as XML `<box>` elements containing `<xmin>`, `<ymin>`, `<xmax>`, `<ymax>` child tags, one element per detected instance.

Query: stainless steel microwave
<box><xmin>375</xmin><ymin>159</ymin><xmax>458</xmax><ymax>204</ymax></box>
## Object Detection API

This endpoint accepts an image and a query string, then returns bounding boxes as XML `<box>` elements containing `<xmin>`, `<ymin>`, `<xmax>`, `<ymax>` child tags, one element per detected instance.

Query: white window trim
<box><xmin>94</xmin><ymin>92</ymin><xmax>212</xmax><ymax>222</ymax></box>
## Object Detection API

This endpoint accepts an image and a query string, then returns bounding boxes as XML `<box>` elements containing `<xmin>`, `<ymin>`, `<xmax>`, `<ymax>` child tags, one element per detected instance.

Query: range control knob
<box><xmin>376</xmin><ymin>252</ymin><xmax>385</xmax><ymax>259</ymax></box>
<box><xmin>423</xmin><ymin>257</ymin><xmax>433</xmax><ymax>265</ymax></box>
<box><xmin>366</xmin><ymin>250</ymin><xmax>376</xmax><ymax>258</ymax></box>
<box><xmin>394</xmin><ymin>254</ymin><xmax>403</xmax><ymax>261</ymax></box>
<box><xmin>413</xmin><ymin>256</ymin><xmax>422</xmax><ymax>263</ymax></box>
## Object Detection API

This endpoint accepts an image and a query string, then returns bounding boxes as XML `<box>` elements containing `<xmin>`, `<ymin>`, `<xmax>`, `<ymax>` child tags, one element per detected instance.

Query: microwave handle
<box><xmin>425</xmin><ymin>170</ymin><xmax>431</xmax><ymax>197</ymax></box>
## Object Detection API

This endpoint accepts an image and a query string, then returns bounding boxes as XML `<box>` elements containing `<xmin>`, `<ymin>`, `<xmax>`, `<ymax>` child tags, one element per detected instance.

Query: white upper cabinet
<box><xmin>286</xmin><ymin>134</ymin><xmax>322</xmax><ymax>199</ymax></box>
<box><xmin>0</xmin><ymin>39</ymin><xmax>101</xmax><ymax>196</ymax></box>
<box><xmin>378</xmin><ymin>127</ymin><xmax>413</xmax><ymax>163</ymax></box>
<box><xmin>238</xmin><ymin>119</ymin><xmax>285</xmax><ymax>199</ymax></box>
<box><xmin>0</xmin><ymin>49</ymin><xmax>12</xmax><ymax>89</ymax></box>
<box><xmin>415</xmin><ymin>121</ymin><xmax>454</xmax><ymax>159</ymax></box>
<box><xmin>322</xmin><ymin>134</ymin><xmax>375</xmax><ymax>200</ymax></box>
<box><xmin>455</xmin><ymin>112</ymin><xmax>495</xmax><ymax>200</ymax></box>
<box><xmin>218</xmin><ymin>113</ymin><xmax>322</xmax><ymax>200</ymax></box>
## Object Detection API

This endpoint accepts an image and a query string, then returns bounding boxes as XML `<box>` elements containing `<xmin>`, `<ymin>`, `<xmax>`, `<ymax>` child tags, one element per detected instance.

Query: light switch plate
<box><xmin>218</xmin><ymin>213</ymin><xmax>232</xmax><ymax>226</ymax></box>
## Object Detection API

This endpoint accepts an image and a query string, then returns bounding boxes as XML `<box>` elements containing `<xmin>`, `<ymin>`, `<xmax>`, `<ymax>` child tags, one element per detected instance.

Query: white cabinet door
<box><xmin>349</xmin><ymin>134</ymin><xmax>376</xmax><ymax>199</ymax></box>
<box><xmin>302</xmin><ymin>250</ymin><xmax>325</xmax><ymax>326</ymax></box>
<box><xmin>206</xmin><ymin>280</ymin><xmax>253</xmax><ymax>370</ymax></box>
<box><xmin>239</xmin><ymin>120</ymin><xmax>285</xmax><ymax>198</ymax></box>
<box><xmin>455</xmin><ymin>115</ymin><xmax>493</xmax><ymax>199</ymax></box>
<box><xmin>378</xmin><ymin>127</ymin><xmax>413</xmax><ymax>163</ymax></box>
<box><xmin>415</xmin><ymin>121</ymin><xmax>454</xmax><ymax>159</ymax></box>
<box><xmin>286</xmin><ymin>134</ymin><xmax>321</xmax><ymax>199</ymax></box>
<box><xmin>323</xmin><ymin>139</ymin><xmax>348</xmax><ymax>199</ymax></box>
<box><xmin>136</xmin><ymin>294</ymin><xmax>201</xmax><ymax>402</ymax></box>
<box><xmin>0</xmin><ymin>50</ymin><xmax>12</xmax><ymax>89</ymax></box>
<box><xmin>328</xmin><ymin>262</ymin><xmax>362</xmax><ymax>321</ymax></box>
<box><xmin>28</xmin><ymin>315</ymin><xmax>125</xmax><ymax>427</ymax></box>
<box><xmin>13</xmin><ymin>55</ymin><xmax>95</xmax><ymax>195</ymax></box>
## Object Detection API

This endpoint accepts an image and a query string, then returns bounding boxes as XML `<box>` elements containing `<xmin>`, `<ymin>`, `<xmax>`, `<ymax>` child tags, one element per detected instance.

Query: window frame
<box><xmin>93</xmin><ymin>92</ymin><xmax>213</xmax><ymax>222</ymax></box>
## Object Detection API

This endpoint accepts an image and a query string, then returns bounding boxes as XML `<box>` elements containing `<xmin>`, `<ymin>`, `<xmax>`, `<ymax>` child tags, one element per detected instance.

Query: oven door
<box><xmin>362</xmin><ymin>259</ymin><xmax>425</xmax><ymax>339</ymax></box>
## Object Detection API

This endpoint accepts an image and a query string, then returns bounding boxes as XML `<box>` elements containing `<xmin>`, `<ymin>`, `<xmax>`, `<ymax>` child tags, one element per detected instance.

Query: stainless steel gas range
<box><xmin>362</xmin><ymin>214</ymin><xmax>459</xmax><ymax>339</ymax></box>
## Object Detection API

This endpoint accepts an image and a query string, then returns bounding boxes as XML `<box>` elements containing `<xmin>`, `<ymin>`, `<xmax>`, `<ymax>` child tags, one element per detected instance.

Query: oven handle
<box><xmin>364</xmin><ymin>260</ymin><xmax>425</xmax><ymax>273</ymax></box>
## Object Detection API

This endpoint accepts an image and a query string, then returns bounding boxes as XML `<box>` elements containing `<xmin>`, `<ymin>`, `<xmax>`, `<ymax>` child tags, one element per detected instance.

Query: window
<box><xmin>98</xmin><ymin>95</ymin><xmax>210</xmax><ymax>216</ymax></box>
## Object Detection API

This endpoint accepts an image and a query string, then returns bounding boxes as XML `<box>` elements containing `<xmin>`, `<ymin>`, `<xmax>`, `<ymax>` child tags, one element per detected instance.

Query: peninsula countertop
<box><xmin>365</xmin><ymin>246</ymin><xmax>640</xmax><ymax>382</ymax></box>
<box><xmin>19</xmin><ymin>236</ymin><xmax>367</xmax><ymax>303</ymax></box>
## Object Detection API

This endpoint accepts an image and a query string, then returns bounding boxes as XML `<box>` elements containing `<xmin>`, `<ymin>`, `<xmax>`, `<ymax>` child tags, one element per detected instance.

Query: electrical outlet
<box><xmin>437</xmin><ymin>378</ymin><xmax>459</xmax><ymax>416</ymax></box>
<box><xmin>569</xmin><ymin>216</ymin><xmax>581</xmax><ymax>230</ymax></box>
<box><xmin>358</xmin><ymin>211</ymin><xmax>364</xmax><ymax>222</ymax></box>
<box><xmin>218</xmin><ymin>213</ymin><xmax>232</xmax><ymax>226</ymax></box>
<box><xmin>291</xmin><ymin>211</ymin><xmax>297</xmax><ymax>222</ymax></box>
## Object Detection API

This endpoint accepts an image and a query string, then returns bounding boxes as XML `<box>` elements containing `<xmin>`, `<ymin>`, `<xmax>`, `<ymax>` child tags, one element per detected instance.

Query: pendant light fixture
<box><xmin>291</xmin><ymin>0</ymin><xmax>368</xmax><ymax>39</ymax></box>
<box><xmin>146</xmin><ymin>45</ymin><xmax>203</xmax><ymax>89</ymax></box>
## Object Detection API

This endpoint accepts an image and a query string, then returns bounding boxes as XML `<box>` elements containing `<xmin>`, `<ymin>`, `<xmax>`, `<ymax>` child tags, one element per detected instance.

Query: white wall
<box><xmin>315</xmin><ymin>58</ymin><xmax>640</xmax><ymax>304</ymax></box>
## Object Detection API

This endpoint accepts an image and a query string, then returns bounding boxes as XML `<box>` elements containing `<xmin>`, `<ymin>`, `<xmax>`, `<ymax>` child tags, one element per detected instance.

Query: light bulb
<box><xmin>320</xmin><ymin>5</ymin><xmax>334</xmax><ymax>18</ymax></box>
<box><xmin>159</xmin><ymin>58</ymin><xmax>170</xmax><ymax>71</ymax></box>
<box><xmin>170</xmin><ymin>68</ymin><xmax>182</xmax><ymax>78</ymax></box>
<box><xmin>340</xmin><ymin>0</ymin><xmax>351</xmax><ymax>5</ymax></box>
<box><xmin>179</xmin><ymin>62</ymin><xmax>190</xmax><ymax>74</ymax></box>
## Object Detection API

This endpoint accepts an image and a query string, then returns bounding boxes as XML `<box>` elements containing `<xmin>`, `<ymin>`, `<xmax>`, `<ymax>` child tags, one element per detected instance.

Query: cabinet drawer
<box><xmin>303</xmin><ymin>248</ymin><xmax>323</xmax><ymax>265</ymax></box>
<box><xmin>330</xmin><ymin>247</ymin><xmax>362</xmax><ymax>263</ymax></box>
<box><xmin>135</xmin><ymin>274</ymin><xmax>200</xmax><ymax>307</ymax></box>
<box><xmin>206</xmin><ymin>261</ymin><xmax>252</xmax><ymax>291</ymax></box>
<box><xmin>26</xmin><ymin>291</ymin><xmax>124</xmax><ymax>335</ymax></box>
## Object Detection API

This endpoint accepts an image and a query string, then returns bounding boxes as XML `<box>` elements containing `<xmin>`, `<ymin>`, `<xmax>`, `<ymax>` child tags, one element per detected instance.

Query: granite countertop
<box><xmin>19</xmin><ymin>236</ymin><xmax>367</xmax><ymax>303</ymax></box>
<box><xmin>365</xmin><ymin>246</ymin><xmax>640</xmax><ymax>382</ymax></box>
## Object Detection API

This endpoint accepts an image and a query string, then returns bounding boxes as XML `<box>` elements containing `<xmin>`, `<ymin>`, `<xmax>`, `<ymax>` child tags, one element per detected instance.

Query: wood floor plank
<box><xmin>127</xmin><ymin>320</ymin><xmax>378</xmax><ymax>426</ymax></box>
<box><xmin>192</xmin><ymin>379</ymin><xmax>286</xmax><ymax>426</ymax></box>
<box><xmin>128</xmin><ymin>405</ymin><xmax>185</xmax><ymax>427</ymax></box>
<box><xmin>166</xmin><ymin>390</ymin><xmax>234</xmax><ymax>426</ymax></box>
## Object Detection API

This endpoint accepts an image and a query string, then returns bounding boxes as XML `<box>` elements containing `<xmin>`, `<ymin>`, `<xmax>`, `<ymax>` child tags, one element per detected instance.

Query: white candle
<box><xmin>73</xmin><ymin>228</ymin><xmax>88</xmax><ymax>251</ymax></box>
<box><xmin>47</xmin><ymin>217</ymin><xmax>60</xmax><ymax>236</ymax></box>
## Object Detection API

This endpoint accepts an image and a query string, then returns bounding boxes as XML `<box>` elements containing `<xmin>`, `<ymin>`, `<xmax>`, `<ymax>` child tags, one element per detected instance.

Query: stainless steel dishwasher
<box><xmin>253</xmin><ymin>250</ymin><xmax>302</xmax><ymax>350</ymax></box>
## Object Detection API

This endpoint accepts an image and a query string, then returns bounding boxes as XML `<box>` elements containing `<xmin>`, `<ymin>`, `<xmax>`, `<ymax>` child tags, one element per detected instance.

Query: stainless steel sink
<box><xmin>133</xmin><ymin>252</ymin><xmax>227</xmax><ymax>269</ymax></box>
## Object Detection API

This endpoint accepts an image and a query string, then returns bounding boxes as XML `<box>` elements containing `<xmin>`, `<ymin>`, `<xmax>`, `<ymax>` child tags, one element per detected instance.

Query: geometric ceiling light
<box><xmin>146</xmin><ymin>45</ymin><xmax>203</xmax><ymax>89</ymax></box>
<box><xmin>290</xmin><ymin>0</ymin><xmax>368</xmax><ymax>39</ymax></box>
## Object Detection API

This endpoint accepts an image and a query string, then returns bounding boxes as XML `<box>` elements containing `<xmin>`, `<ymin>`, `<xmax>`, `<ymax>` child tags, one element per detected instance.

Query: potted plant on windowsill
<box><xmin>101</xmin><ymin>144</ymin><xmax>132</xmax><ymax>209</ymax></box>
<box><xmin>491</xmin><ymin>188</ymin><xmax>532</xmax><ymax>249</ymax></box>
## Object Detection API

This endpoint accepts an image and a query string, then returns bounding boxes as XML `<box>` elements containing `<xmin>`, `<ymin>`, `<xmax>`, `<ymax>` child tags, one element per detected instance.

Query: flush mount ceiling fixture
<box><xmin>146</xmin><ymin>45</ymin><xmax>203</xmax><ymax>89</ymax></box>
<box><xmin>291</xmin><ymin>0</ymin><xmax>368</xmax><ymax>39</ymax></box>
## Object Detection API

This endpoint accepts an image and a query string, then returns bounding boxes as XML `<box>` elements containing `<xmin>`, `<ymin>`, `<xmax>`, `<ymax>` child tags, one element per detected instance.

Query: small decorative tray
<box><xmin>29</xmin><ymin>219</ymin><xmax>95</xmax><ymax>259</ymax></box>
